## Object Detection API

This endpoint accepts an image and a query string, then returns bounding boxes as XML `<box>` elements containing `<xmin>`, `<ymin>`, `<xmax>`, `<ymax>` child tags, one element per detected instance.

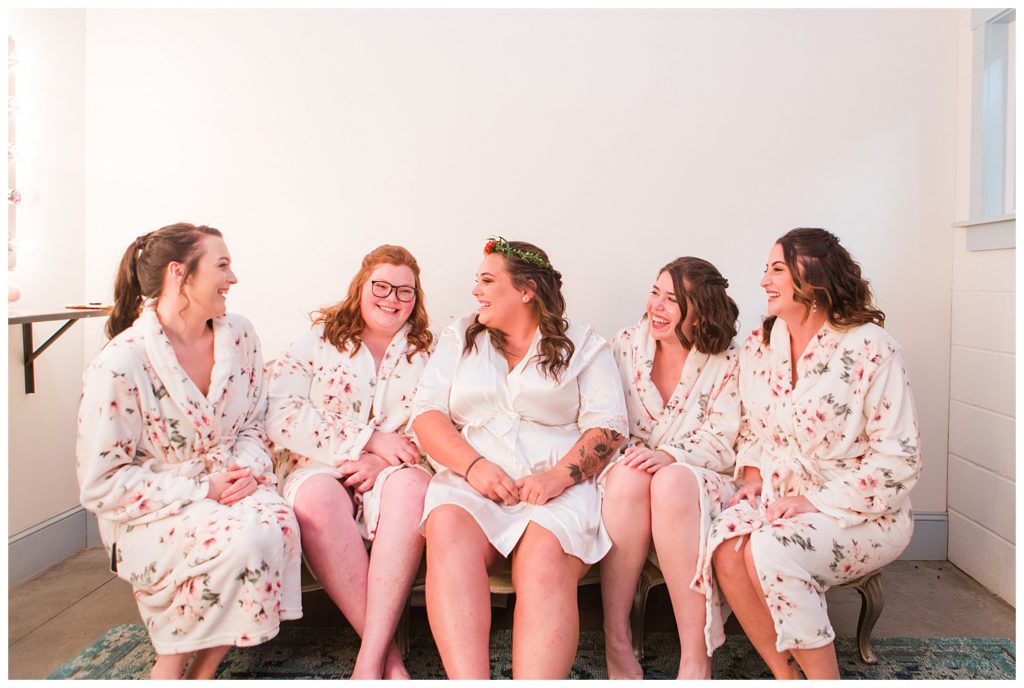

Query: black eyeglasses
<box><xmin>370</xmin><ymin>280</ymin><xmax>417</xmax><ymax>303</ymax></box>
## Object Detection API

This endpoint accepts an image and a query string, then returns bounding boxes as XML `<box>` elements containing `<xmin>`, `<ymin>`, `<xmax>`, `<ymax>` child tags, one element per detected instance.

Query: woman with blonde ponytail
<box><xmin>76</xmin><ymin>223</ymin><xmax>301</xmax><ymax>679</ymax></box>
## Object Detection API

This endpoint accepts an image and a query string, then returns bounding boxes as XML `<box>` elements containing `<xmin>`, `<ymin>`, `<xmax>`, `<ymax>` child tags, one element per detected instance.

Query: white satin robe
<box><xmin>410</xmin><ymin>314</ymin><xmax>628</xmax><ymax>564</ymax></box>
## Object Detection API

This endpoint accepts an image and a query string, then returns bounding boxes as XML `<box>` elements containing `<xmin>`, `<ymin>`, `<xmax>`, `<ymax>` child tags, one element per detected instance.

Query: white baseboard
<box><xmin>7</xmin><ymin>507</ymin><xmax>949</xmax><ymax>588</ymax></box>
<box><xmin>9</xmin><ymin>506</ymin><xmax>90</xmax><ymax>587</ymax></box>
<box><xmin>900</xmin><ymin>511</ymin><xmax>947</xmax><ymax>560</ymax></box>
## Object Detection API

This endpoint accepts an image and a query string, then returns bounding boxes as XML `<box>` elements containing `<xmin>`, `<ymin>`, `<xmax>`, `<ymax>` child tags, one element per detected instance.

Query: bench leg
<box><xmin>630</xmin><ymin>572</ymin><xmax>652</xmax><ymax>663</ymax></box>
<box><xmin>852</xmin><ymin>571</ymin><xmax>884</xmax><ymax>665</ymax></box>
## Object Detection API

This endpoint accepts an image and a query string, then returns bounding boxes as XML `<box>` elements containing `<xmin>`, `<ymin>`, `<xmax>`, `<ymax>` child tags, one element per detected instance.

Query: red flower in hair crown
<box><xmin>483</xmin><ymin>236</ymin><xmax>552</xmax><ymax>270</ymax></box>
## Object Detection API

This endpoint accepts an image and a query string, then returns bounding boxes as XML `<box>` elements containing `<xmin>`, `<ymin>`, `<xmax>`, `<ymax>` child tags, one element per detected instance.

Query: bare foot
<box><xmin>677</xmin><ymin>656</ymin><xmax>712</xmax><ymax>680</ymax></box>
<box><xmin>350</xmin><ymin>652</ymin><xmax>384</xmax><ymax>681</ymax></box>
<box><xmin>383</xmin><ymin>643</ymin><xmax>410</xmax><ymax>680</ymax></box>
<box><xmin>604</xmin><ymin>630</ymin><xmax>643</xmax><ymax>680</ymax></box>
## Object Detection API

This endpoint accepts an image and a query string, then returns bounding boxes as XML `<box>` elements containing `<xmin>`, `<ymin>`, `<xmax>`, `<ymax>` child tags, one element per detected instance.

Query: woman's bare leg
<box><xmin>510</xmin><ymin>522</ymin><xmax>589</xmax><ymax>679</ymax></box>
<box><xmin>789</xmin><ymin>644</ymin><xmax>840</xmax><ymax>679</ymax></box>
<box><xmin>352</xmin><ymin>469</ymin><xmax>430</xmax><ymax>680</ymax></box>
<box><xmin>151</xmin><ymin>652</ymin><xmax>191</xmax><ymax>679</ymax></box>
<box><xmin>599</xmin><ymin>463</ymin><xmax>652</xmax><ymax>679</ymax></box>
<box><xmin>650</xmin><ymin>466</ymin><xmax>710</xmax><ymax>679</ymax></box>
<box><xmin>424</xmin><ymin>505</ymin><xmax>501</xmax><ymax>679</ymax></box>
<box><xmin>183</xmin><ymin>645</ymin><xmax>231</xmax><ymax>679</ymax></box>
<box><xmin>713</xmin><ymin>537</ymin><xmax>799</xmax><ymax>679</ymax></box>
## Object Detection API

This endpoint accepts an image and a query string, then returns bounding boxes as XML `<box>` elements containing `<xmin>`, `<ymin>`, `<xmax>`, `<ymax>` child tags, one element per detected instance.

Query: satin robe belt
<box><xmin>460</xmin><ymin>411</ymin><xmax>576</xmax><ymax>473</ymax></box>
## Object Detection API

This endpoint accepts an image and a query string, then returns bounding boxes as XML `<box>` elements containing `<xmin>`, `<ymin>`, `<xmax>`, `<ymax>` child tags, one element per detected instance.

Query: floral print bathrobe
<box><xmin>602</xmin><ymin>317</ymin><xmax>740</xmax><ymax>655</ymax></box>
<box><xmin>410</xmin><ymin>314</ymin><xmax>628</xmax><ymax>564</ymax></box>
<box><xmin>76</xmin><ymin>305</ymin><xmax>302</xmax><ymax>655</ymax></box>
<box><xmin>705</xmin><ymin>320</ymin><xmax>920</xmax><ymax>652</ymax></box>
<box><xmin>266</xmin><ymin>323</ymin><xmax>431</xmax><ymax>540</ymax></box>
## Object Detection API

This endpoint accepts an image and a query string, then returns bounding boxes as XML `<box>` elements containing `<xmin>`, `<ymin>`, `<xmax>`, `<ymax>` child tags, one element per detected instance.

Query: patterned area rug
<box><xmin>49</xmin><ymin>624</ymin><xmax>1016</xmax><ymax>680</ymax></box>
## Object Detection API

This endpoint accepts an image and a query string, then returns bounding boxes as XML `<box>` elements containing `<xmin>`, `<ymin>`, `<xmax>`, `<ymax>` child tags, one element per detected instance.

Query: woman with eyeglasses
<box><xmin>266</xmin><ymin>245</ymin><xmax>433</xmax><ymax>680</ymax></box>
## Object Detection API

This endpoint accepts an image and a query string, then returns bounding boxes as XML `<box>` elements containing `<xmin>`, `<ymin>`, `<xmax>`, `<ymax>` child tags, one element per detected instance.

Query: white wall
<box><xmin>945</xmin><ymin>10</ymin><xmax>1016</xmax><ymax>606</ymax></box>
<box><xmin>81</xmin><ymin>8</ymin><xmax>956</xmax><ymax>515</ymax></box>
<box><xmin>8</xmin><ymin>10</ymin><xmax>87</xmax><ymax>536</ymax></box>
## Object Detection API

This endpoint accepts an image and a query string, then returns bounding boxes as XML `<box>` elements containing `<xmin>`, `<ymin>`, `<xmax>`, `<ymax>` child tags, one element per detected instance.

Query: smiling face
<box><xmin>760</xmin><ymin>241</ymin><xmax>804</xmax><ymax>320</ymax></box>
<box><xmin>359</xmin><ymin>263</ymin><xmax>416</xmax><ymax>338</ymax></box>
<box><xmin>472</xmin><ymin>252</ymin><xmax>531</xmax><ymax>331</ymax></box>
<box><xmin>180</xmin><ymin>235</ymin><xmax>237</xmax><ymax>319</ymax></box>
<box><xmin>647</xmin><ymin>270</ymin><xmax>696</xmax><ymax>346</ymax></box>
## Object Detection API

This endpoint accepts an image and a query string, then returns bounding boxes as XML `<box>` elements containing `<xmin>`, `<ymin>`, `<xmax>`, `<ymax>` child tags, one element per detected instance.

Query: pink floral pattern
<box><xmin>706</xmin><ymin>320</ymin><xmax>920</xmax><ymax>652</ymax></box>
<box><xmin>76</xmin><ymin>304</ymin><xmax>302</xmax><ymax>654</ymax></box>
<box><xmin>266</xmin><ymin>323</ymin><xmax>432</xmax><ymax>540</ymax></box>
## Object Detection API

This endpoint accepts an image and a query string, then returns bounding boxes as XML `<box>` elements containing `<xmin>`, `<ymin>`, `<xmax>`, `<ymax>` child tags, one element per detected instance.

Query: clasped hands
<box><xmin>727</xmin><ymin>470</ymin><xmax>819</xmax><ymax>521</ymax></box>
<box><xmin>207</xmin><ymin>464</ymin><xmax>261</xmax><ymax>505</ymax></box>
<box><xmin>338</xmin><ymin>431</ymin><xmax>420</xmax><ymax>494</ymax></box>
<box><xmin>466</xmin><ymin>459</ymin><xmax>571</xmax><ymax>507</ymax></box>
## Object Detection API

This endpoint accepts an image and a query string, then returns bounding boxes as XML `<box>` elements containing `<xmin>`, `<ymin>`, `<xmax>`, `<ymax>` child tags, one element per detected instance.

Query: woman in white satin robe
<box><xmin>410</xmin><ymin>237</ymin><xmax>627</xmax><ymax>680</ymax></box>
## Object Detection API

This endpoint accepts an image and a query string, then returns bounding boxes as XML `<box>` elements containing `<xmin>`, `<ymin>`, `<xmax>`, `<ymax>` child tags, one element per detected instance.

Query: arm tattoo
<box><xmin>566</xmin><ymin>428</ymin><xmax>624</xmax><ymax>484</ymax></box>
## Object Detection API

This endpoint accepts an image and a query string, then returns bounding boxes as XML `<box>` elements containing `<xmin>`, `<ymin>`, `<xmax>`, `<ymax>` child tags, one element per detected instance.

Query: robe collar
<box><xmin>357</xmin><ymin>323</ymin><xmax>413</xmax><ymax>416</ymax></box>
<box><xmin>631</xmin><ymin>316</ymin><xmax>710</xmax><ymax>422</ymax></box>
<box><xmin>138</xmin><ymin>302</ymin><xmax>239</xmax><ymax>454</ymax></box>
<box><xmin>766</xmin><ymin>317</ymin><xmax>843</xmax><ymax>476</ymax></box>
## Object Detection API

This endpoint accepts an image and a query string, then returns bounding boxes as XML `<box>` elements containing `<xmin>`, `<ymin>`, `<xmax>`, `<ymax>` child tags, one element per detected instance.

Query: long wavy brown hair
<box><xmin>107</xmin><ymin>223</ymin><xmax>222</xmax><ymax>339</ymax></box>
<box><xmin>312</xmin><ymin>245</ymin><xmax>432</xmax><ymax>361</ymax></box>
<box><xmin>762</xmin><ymin>227</ymin><xmax>886</xmax><ymax>344</ymax></box>
<box><xmin>658</xmin><ymin>257</ymin><xmax>738</xmax><ymax>354</ymax></box>
<box><xmin>464</xmin><ymin>240</ymin><xmax>574</xmax><ymax>380</ymax></box>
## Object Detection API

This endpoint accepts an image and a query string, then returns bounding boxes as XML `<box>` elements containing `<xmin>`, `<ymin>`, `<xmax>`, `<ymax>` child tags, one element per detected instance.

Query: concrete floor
<box><xmin>8</xmin><ymin>549</ymin><xmax>1016</xmax><ymax>679</ymax></box>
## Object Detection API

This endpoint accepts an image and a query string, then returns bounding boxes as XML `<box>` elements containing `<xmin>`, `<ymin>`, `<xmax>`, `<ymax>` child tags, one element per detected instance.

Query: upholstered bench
<box><xmin>631</xmin><ymin>560</ymin><xmax>886</xmax><ymax>664</ymax></box>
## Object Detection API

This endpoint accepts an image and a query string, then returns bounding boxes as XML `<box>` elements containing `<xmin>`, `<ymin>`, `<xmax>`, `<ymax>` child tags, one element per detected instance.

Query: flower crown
<box><xmin>483</xmin><ymin>236</ymin><xmax>553</xmax><ymax>270</ymax></box>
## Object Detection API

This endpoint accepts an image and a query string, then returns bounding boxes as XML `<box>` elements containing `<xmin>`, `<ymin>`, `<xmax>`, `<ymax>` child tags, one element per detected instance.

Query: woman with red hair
<box><xmin>266</xmin><ymin>245</ymin><xmax>433</xmax><ymax>680</ymax></box>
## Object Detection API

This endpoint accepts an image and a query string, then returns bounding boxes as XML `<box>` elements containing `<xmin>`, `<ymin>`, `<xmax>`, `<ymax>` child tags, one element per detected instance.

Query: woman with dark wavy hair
<box><xmin>266</xmin><ymin>245</ymin><xmax>433</xmax><ymax>680</ymax></box>
<box><xmin>709</xmin><ymin>228</ymin><xmax>920</xmax><ymax>679</ymax></box>
<box><xmin>599</xmin><ymin>257</ymin><xmax>741</xmax><ymax>679</ymax></box>
<box><xmin>411</xmin><ymin>237</ymin><xmax>627</xmax><ymax>679</ymax></box>
<box><xmin>77</xmin><ymin>223</ymin><xmax>301</xmax><ymax>679</ymax></box>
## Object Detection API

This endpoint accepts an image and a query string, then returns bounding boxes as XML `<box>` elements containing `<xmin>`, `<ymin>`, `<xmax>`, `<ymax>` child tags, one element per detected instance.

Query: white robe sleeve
<box><xmin>408</xmin><ymin>324</ymin><xmax>461</xmax><ymax>429</ymax></box>
<box><xmin>223</xmin><ymin>325</ymin><xmax>276</xmax><ymax>481</ymax></box>
<box><xmin>732</xmin><ymin>402</ymin><xmax>765</xmax><ymax>480</ymax></box>
<box><xmin>266</xmin><ymin>329</ymin><xmax>375</xmax><ymax>466</ymax></box>
<box><xmin>576</xmin><ymin>343</ymin><xmax>629</xmax><ymax>438</ymax></box>
<box><xmin>76</xmin><ymin>359</ymin><xmax>210</xmax><ymax>526</ymax></box>
<box><xmin>805</xmin><ymin>351</ymin><xmax>921</xmax><ymax>527</ymax></box>
<box><xmin>656</xmin><ymin>354</ymin><xmax>739</xmax><ymax>474</ymax></box>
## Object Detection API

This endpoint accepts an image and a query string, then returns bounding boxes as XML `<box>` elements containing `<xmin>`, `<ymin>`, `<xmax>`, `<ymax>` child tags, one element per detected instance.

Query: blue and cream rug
<box><xmin>49</xmin><ymin>624</ymin><xmax>1015</xmax><ymax>680</ymax></box>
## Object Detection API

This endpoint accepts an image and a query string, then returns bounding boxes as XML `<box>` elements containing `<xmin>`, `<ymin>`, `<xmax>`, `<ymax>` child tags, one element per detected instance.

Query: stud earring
<box><xmin>522</xmin><ymin>295</ymin><xmax>529</xmax><ymax>303</ymax></box>
<box><xmin>811</xmin><ymin>303</ymin><xmax>819</xmax><ymax>313</ymax></box>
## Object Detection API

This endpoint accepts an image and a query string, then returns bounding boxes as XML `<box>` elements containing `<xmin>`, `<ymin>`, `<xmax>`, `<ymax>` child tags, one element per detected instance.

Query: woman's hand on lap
<box><xmin>339</xmin><ymin>452</ymin><xmax>390</xmax><ymax>493</ymax></box>
<box><xmin>207</xmin><ymin>464</ymin><xmax>253</xmax><ymax>503</ymax></box>
<box><xmin>365</xmin><ymin>431</ymin><xmax>419</xmax><ymax>466</ymax></box>
<box><xmin>765</xmin><ymin>495</ymin><xmax>819</xmax><ymax>521</ymax></box>
<box><xmin>466</xmin><ymin>459</ymin><xmax>519</xmax><ymax>506</ymax></box>
<box><xmin>515</xmin><ymin>469</ymin><xmax>573</xmax><ymax>505</ymax></box>
<box><xmin>622</xmin><ymin>446</ymin><xmax>675</xmax><ymax>473</ymax></box>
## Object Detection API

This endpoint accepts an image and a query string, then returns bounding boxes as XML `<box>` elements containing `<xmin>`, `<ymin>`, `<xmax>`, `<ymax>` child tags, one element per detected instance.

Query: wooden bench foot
<box><xmin>848</xmin><ymin>570</ymin><xmax>884</xmax><ymax>664</ymax></box>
